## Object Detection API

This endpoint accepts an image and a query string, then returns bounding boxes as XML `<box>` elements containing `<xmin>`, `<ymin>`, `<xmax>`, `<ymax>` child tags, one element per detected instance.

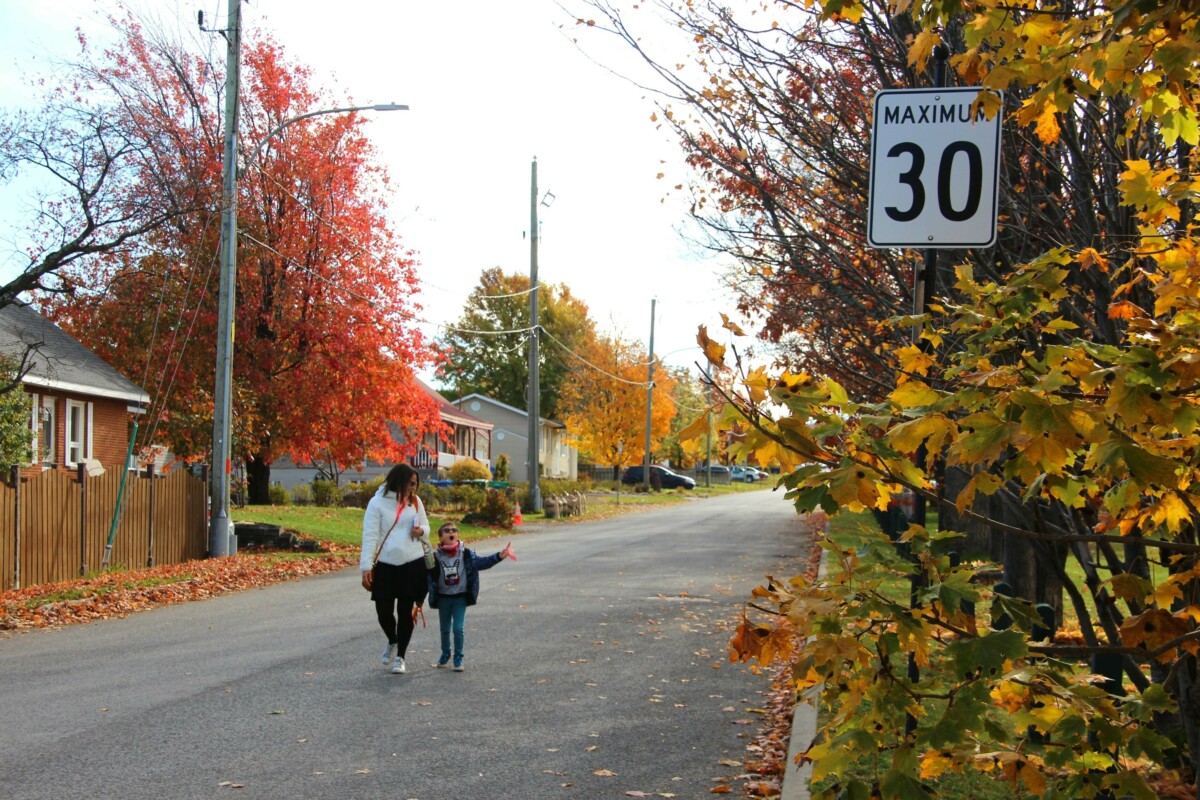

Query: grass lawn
<box><xmin>229</xmin><ymin>505</ymin><xmax>508</xmax><ymax>550</ymax></box>
<box><xmin>230</xmin><ymin>481</ymin><xmax>771</xmax><ymax>550</ymax></box>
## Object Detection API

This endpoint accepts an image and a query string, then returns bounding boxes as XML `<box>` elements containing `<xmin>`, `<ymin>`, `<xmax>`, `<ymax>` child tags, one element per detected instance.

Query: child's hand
<box><xmin>502</xmin><ymin>542</ymin><xmax>516</xmax><ymax>561</ymax></box>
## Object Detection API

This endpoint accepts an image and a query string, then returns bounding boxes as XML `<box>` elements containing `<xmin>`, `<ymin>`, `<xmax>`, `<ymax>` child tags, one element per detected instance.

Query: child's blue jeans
<box><xmin>438</xmin><ymin>595</ymin><xmax>468</xmax><ymax>661</ymax></box>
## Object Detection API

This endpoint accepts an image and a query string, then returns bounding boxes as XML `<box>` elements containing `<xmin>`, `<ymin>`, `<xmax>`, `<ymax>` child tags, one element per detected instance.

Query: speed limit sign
<box><xmin>867</xmin><ymin>87</ymin><xmax>1003</xmax><ymax>248</ymax></box>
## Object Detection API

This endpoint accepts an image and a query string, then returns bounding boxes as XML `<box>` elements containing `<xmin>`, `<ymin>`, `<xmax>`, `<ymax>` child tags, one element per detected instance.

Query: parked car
<box><xmin>730</xmin><ymin>465</ymin><xmax>760</xmax><ymax>483</ymax></box>
<box><xmin>699</xmin><ymin>464</ymin><xmax>730</xmax><ymax>476</ymax></box>
<box><xmin>752</xmin><ymin>468</ymin><xmax>771</xmax><ymax>481</ymax></box>
<box><xmin>620</xmin><ymin>464</ymin><xmax>696</xmax><ymax>490</ymax></box>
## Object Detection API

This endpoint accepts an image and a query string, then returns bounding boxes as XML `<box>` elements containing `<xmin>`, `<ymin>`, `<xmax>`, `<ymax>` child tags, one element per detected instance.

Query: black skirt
<box><xmin>370</xmin><ymin>557</ymin><xmax>428</xmax><ymax>605</ymax></box>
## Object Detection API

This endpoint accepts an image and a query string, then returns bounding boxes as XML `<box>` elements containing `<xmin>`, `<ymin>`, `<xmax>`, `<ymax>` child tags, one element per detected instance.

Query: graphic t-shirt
<box><xmin>435</xmin><ymin>549</ymin><xmax>465</xmax><ymax>596</ymax></box>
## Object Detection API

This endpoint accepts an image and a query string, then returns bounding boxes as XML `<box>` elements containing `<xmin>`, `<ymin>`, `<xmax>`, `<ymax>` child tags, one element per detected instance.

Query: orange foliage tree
<box><xmin>558</xmin><ymin>333</ymin><xmax>676</xmax><ymax>473</ymax></box>
<box><xmin>32</xmin><ymin>13</ymin><xmax>441</xmax><ymax>501</ymax></box>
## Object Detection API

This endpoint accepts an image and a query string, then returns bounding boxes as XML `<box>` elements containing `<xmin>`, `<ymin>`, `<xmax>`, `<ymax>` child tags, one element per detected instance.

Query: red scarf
<box><xmin>439</xmin><ymin>541</ymin><xmax>460</xmax><ymax>557</ymax></box>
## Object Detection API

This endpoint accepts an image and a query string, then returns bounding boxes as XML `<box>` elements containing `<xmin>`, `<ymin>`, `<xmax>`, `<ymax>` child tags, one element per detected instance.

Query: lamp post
<box><xmin>641</xmin><ymin>297</ymin><xmax>656</xmax><ymax>491</ymax></box>
<box><xmin>207</xmin><ymin>21</ymin><xmax>408</xmax><ymax>557</ymax></box>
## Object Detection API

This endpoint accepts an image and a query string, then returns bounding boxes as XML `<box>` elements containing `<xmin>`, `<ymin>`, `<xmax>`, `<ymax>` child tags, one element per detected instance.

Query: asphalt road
<box><xmin>0</xmin><ymin>489</ymin><xmax>811</xmax><ymax>800</ymax></box>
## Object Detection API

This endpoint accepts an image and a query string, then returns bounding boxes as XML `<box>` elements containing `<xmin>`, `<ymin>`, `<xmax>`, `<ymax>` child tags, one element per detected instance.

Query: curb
<box><xmin>780</xmin><ymin>538</ymin><xmax>829</xmax><ymax>800</ymax></box>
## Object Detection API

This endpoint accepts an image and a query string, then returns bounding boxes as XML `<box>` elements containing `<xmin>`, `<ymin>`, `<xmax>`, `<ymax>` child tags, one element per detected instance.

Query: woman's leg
<box><xmin>374</xmin><ymin>598</ymin><xmax>397</xmax><ymax>643</ymax></box>
<box><xmin>394</xmin><ymin>558</ymin><xmax>427</xmax><ymax>659</ymax></box>
<box><xmin>395</xmin><ymin>599</ymin><xmax>417</xmax><ymax>657</ymax></box>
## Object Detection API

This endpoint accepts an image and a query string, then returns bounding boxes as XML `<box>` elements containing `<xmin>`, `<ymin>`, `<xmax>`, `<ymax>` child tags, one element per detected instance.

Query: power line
<box><xmin>434</xmin><ymin>321</ymin><xmax>536</xmax><ymax>336</ymax></box>
<box><xmin>539</xmin><ymin>326</ymin><xmax>648</xmax><ymax>387</ymax></box>
<box><xmin>239</xmin><ymin>232</ymin><xmax>378</xmax><ymax>305</ymax></box>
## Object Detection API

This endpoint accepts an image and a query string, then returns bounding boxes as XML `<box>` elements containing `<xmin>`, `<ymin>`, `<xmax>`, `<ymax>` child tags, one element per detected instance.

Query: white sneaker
<box><xmin>381</xmin><ymin>642</ymin><xmax>396</xmax><ymax>665</ymax></box>
<box><xmin>391</xmin><ymin>656</ymin><xmax>407</xmax><ymax>674</ymax></box>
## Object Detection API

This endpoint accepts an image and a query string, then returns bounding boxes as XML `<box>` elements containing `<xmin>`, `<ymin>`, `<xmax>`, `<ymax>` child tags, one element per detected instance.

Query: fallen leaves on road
<box><xmin>0</xmin><ymin>550</ymin><xmax>356</xmax><ymax>631</ymax></box>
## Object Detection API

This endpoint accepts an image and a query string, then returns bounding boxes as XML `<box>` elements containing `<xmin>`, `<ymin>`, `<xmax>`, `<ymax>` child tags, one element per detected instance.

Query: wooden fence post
<box><xmin>10</xmin><ymin>464</ymin><xmax>19</xmax><ymax>590</ymax></box>
<box><xmin>146</xmin><ymin>464</ymin><xmax>156</xmax><ymax>567</ymax></box>
<box><xmin>78</xmin><ymin>462</ymin><xmax>87</xmax><ymax>576</ymax></box>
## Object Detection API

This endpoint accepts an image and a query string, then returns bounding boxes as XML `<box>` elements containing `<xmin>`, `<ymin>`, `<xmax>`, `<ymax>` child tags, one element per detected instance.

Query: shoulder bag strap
<box><xmin>371</xmin><ymin>498</ymin><xmax>406</xmax><ymax>566</ymax></box>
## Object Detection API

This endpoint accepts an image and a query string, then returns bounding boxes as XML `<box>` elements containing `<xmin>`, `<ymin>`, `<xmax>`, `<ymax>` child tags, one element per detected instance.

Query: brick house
<box><xmin>0</xmin><ymin>303</ymin><xmax>148</xmax><ymax>476</ymax></box>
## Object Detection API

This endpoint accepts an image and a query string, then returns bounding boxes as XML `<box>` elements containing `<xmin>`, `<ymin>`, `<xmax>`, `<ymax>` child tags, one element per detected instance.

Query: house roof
<box><xmin>453</xmin><ymin>392</ymin><xmax>565</xmax><ymax>429</ymax></box>
<box><xmin>0</xmin><ymin>303</ymin><xmax>150</xmax><ymax>406</ymax></box>
<box><xmin>418</xmin><ymin>380</ymin><xmax>493</xmax><ymax>430</ymax></box>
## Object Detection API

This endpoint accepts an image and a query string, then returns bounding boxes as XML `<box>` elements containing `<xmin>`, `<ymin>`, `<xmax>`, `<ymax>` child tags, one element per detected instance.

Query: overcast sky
<box><xmin>0</xmin><ymin>0</ymin><xmax>739</xmax><ymax>380</ymax></box>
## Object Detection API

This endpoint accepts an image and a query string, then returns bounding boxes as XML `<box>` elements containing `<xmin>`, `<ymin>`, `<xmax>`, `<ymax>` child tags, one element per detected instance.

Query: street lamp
<box><xmin>208</xmin><ymin>97</ymin><xmax>409</xmax><ymax>557</ymax></box>
<box><xmin>243</xmin><ymin>103</ymin><xmax>409</xmax><ymax>174</ymax></box>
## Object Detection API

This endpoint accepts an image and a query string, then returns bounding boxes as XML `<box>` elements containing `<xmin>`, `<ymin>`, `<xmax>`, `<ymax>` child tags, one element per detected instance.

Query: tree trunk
<box><xmin>245</xmin><ymin>454</ymin><xmax>271</xmax><ymax>505</ymax></box>
<box><xmin>940</xmin><ymin>467</ymin><xmax>1005</xmax><ymax>562</ymax></box>
<box><xmin>1177</xmin><ymin>655</ymin><xmax>1200</xmax><ymax>794</ymax></box>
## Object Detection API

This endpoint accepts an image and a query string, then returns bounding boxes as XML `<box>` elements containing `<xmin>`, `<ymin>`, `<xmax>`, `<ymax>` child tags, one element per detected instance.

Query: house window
<box><xmin>39</xmin><ymin>396</ymin><xmax>55</xmax><ymax>465</ymax></box>
<box><xmin>65</xmin><ymin>400</ymin><xmax>92</xmax><ymax>468</ymax></box>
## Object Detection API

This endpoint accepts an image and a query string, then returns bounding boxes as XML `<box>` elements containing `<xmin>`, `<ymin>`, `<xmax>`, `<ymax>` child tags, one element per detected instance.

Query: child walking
<box><xmin>426</xmin><ymin>522</ymin><xmax>515</xmax><ymax>671</ymax></box>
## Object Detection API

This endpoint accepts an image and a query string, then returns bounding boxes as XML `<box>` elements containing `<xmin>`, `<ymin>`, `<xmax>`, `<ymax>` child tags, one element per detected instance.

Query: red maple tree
<box><xmin>35</xmin><ymin>13</ymin><xmax>442</xmax><ymax>501</ymax></box>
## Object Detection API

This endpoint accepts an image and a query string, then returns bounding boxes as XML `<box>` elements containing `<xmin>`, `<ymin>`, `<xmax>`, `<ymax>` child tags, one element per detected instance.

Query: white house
<box><xmin>452</xmin><ymin>393</ymin><xmax>577</xmax><ymax>483</ymax></box>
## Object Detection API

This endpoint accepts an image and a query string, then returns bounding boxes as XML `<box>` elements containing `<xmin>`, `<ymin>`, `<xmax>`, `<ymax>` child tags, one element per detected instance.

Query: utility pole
<box><xmin>641</xmin><ymin>298</ymin><xmax>656</xmax><ymax>490</ymax></box>
<box><xmin>210</xmin><ymin>0</ymin><xmax>241</xmax><ymax>558</ymax></box>
<box><xmin>526</xmin><ymin>157</ymin><xmax>543</xmax><ymax>513</ymax></box>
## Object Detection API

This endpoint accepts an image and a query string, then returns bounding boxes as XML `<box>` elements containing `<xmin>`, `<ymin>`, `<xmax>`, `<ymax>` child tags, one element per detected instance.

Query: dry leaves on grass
<box><xmin>0</xmin><ymin>550</ymin><xmax>356</xmax><ymax>630</ymax></box>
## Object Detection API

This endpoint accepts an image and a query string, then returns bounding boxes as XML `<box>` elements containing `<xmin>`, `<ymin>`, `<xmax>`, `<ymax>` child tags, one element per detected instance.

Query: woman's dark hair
<box><xmin>384</xmin><ymin>463</ymin><xmax>419</xmax><ymax>497</ymax></box>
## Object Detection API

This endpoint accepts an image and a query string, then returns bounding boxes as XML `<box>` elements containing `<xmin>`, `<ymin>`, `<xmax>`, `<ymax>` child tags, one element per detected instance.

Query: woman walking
<box><xmin>360</xmin><ymin>463</ymin><xmax>430</xmax><ymax>674</ymax></box>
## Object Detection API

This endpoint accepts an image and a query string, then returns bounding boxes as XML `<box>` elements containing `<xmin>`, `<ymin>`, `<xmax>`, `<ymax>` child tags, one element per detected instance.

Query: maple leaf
<box><xmin>1108</xmin><ymin>301</ymin><xmax>1141</xmax><ymax>320</ymax></box>
<box><xmin>889</xmin><ymin>380</ymin><xmax>940</xmax><ymax>409</ymax></box>
<box><xmin>1121</xmin><ymin>609</ymin><xmax>1193</xmax><ymax>662</ymax></box>
<box><xmin>919</xmin><ymin>749</ymin><xmax>956</xmax><ymax>779</ymax></box>
<box><xmin>1025</xmin><ymin>98</ymin><xmax>1060</xmax><ymax>145</ymax></box>
<box><xmin>907</xmin><ymin>30</ymin><xmax>938</xmax><ymax>70</ymax></box>
<box><xmin>720</xmin><ymin>312</ymin><xmax>745</xmax><ymax>336</ymax></box>
<box><xmin>697</xmin><ymin>325</ymin><xmax>727</xmax><ymax>366</ymax></box>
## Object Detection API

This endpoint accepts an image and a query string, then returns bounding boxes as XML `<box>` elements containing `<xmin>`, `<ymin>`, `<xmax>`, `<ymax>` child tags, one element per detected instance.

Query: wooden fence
<box><xmin>0</xmin><ymin>465</ymin><xmax>208</xmax><ymax>590</ymax></box>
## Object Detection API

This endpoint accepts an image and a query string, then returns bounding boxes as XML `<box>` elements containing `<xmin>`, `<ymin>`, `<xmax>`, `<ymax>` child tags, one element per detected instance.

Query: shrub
<box><xmin>449</xmin><ymin>484</ymin><xmax>486</xmax><ymax>512</ymax></box>
<box><xmin>542</xmin><ymin>477</ymin><xmax>589</xmax><ymax>495</ymax></box>
<box><xmin>267</xmin><ymin>484</ymin><xmax>291</xmax><ymax>505</ymax></box>
<box><xmin>417</xmin><ymin>481</ymin><xmax>451</xmax><ymax>512</ymax></box>
<box><xmin>461</xmin><ymin>489</ymin><xmax>513</xmax><ymax>529</ymax></box>
<box><xmin>290</xmin><ymin>483</ymin><xmax>312</xmax><ymax>505</ymax></box>
<box><xmin>494</xmin><ymin>453</ymin><xmax>510</xmax><ymax>481</ymax></box>
<box><xmin>310</xmin><ymin>479</ymin><xmax>339</xmax><ymax>507</ymax></box>
<box><xmin>342</xmin><ymin>475</ymin><xmax>385</xmax><ymax>508</ymax></box>
<box><xmin>448</xmin><ymin>458</ymin><xmax>491</xmax><ymax>482</ymax></box>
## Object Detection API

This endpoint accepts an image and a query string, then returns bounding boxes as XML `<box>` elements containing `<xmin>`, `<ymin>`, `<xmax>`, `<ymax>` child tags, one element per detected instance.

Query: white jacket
<box><xmin>359</xmin><ymin>486</ymin><xmax>430</xmax><ymax>571</ymax></box>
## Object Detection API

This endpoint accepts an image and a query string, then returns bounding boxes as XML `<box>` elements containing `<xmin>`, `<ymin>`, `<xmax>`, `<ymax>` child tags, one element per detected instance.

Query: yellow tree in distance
<box><xmin>559</xmin><ymin>333</ymin><xmax>677</xmax><ymax>474</ymax></box>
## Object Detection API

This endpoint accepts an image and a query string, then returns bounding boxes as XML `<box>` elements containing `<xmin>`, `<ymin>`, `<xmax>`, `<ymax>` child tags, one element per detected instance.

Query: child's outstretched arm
<box><xmin>474</xmin><ymin>543</ymin><xmax>515</xmax><ymax>571</ymax></box>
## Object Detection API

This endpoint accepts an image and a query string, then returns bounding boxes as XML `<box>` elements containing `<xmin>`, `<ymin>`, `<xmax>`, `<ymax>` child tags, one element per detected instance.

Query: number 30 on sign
<box><xmin>867</xmin><ymin>87</ymin><xmax>1003</xmax><ymax>249</ymax></box>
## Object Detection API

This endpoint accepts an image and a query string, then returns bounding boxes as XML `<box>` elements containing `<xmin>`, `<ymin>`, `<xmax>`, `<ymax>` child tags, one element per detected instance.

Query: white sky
<box><xmin>0</xmin><ymin>0</ymin><xmax>739</xmax><ymax>380</ymax></box>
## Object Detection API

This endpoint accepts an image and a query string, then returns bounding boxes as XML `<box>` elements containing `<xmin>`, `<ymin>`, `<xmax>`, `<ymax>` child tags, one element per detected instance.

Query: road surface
<box><xmin>0</xmin><ymin>489</ymin><xmax>811</xmax><ymax>799</ymax></box>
